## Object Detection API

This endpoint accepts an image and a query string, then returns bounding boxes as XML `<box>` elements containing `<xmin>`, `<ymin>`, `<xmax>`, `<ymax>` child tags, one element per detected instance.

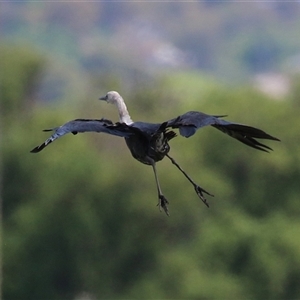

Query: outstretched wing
<box><xmin>30</xmin><ymin>118</ymin><xmax>132</xmax><ymax>153</ymax></box>
<box><xmin>167</xmin><ymin>111</ymin><xmax>280</xmax><ymax>152</ymax></box>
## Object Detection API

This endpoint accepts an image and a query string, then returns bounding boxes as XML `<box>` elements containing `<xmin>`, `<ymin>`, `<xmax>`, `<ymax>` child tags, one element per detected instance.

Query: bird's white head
<box><xmin>99</xmin><ymin>91</ymin><xmax>121</xmax><ymax>104</ymax></box>
<box><xmin>99</xmin><ymin>91</ymin><xmax>134</xmax><ymax>125</ymax></box>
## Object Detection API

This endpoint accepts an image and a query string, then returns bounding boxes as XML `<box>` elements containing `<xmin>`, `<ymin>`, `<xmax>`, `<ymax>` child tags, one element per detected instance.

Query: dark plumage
<box><xmin>31</xmin><ymin>91</ymin><xmax>279</xmax><ymax>215</ymax></box>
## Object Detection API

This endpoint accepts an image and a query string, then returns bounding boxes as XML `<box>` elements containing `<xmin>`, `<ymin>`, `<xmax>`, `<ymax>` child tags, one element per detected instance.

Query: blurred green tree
<box><xmin>2</xmin><ymin>45</ymin><xmax>300</xmax><ymax>300</ymax></box>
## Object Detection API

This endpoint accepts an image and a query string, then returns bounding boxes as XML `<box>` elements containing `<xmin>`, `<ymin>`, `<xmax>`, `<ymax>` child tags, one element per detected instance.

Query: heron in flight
<box><xmin>31</xmin><ymin>91</ymin><xmax>279</xmax><ymax>215</ymax></box>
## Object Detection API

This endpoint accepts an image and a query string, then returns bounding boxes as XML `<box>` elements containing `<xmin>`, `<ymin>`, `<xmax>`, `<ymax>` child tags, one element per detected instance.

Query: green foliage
<box><xmin>0</xmin><ymin>44</ymin><xmax>45</xmax><ymax>116</ymax></box>
<box><xmin>2</xmin><ymin>46</ymin><xmax>300</xmax><ymax>300</ymax></box>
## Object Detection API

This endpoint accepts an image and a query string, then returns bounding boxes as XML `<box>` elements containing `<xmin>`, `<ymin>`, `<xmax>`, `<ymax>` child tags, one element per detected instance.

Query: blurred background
<box><xmin>1</xmin><ymin>1</ymin><xmax>300</xmax><ymax>299</ymax></box>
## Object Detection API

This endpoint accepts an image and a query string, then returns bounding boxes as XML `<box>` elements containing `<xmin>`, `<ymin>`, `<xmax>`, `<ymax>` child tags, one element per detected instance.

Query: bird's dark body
<box><xmin>125</xmin><ymin>122</ymin><xmax>176</xmax><ymax>165</ymax></box>
<box><xmin>30</xmin><ymin>91</ymin><xmax>280</xmax><ymax>215</ymax></box>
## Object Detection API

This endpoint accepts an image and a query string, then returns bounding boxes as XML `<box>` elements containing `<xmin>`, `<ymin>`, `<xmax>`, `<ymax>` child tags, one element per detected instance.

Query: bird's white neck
<box><xmin>115</xmin><ymin>96</ymin><xmax>134</xmax><ymax>125</ymax></box>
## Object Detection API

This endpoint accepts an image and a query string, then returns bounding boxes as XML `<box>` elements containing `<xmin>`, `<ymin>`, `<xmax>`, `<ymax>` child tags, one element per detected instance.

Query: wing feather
<box><xmin>30</xmin><ymin>118</ymin><xmax>132</xmax><ymax>153</ymax></box>
<box><xmin>166</xmin><ymin>111</ymin><xmax>279</xmax><ymax>152</ymax></box>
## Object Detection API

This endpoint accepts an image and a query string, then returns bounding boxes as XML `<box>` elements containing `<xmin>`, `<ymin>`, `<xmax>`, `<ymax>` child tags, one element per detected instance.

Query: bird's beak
<box><xmin>99</xmin><ymin>96</ymin><xmax>106</xmax><ymax>101</ymax></box>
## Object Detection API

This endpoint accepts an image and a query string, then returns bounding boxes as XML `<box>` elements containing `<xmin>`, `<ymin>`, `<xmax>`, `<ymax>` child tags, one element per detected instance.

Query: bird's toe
<box><xmin>157</xmin><ymin>195</ymin><xmax>170</xmax><ymax>216</ymax></box>
<box><xmin>194</xmin><ymin>185</ymin><xmax>213</xmax><ymax>208</ymax></box>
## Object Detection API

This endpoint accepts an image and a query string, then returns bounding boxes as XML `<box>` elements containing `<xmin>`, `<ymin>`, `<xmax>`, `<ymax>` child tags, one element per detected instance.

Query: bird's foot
<box><xmin>194</xmin><ymin>185</ymin><xmax>214</xmax><ymax>208</ymax></box>
<box><xmin>157</xmin><ymin>195</ymin><xmax>170</xmax><ymax>216</ymax></box>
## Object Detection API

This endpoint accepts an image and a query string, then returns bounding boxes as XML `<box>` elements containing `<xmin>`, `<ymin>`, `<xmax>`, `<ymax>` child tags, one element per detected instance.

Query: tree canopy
<box><xmin>2</xmin><ymin>44</ymin><xmax>300</xmax><ymax>300</ymax></box>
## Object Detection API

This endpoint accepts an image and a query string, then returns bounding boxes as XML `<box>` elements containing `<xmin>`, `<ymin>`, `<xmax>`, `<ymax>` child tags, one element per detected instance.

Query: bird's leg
<box><xmin>151</xmin><ymin>162</ymin><xmax>169</xmax><ymax>216</ymax></box>
<box><xmin>166</xmin><ymin>154</ymin><xmax>213</xmax><ymax>208</ymax></box>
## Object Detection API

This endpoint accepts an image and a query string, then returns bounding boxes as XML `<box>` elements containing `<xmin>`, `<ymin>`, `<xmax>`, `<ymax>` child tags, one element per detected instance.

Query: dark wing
<box><xmin>127</xmin><ymin>121</ymin><xmax>176</xmax><ymax>143</ymax></box>
<box><xmin>166</xmin><ymin>111</ymin><xmax>226</xmax><ymax>137</ymax></box>
<box><xmin>166</xmin><ymin>111</ymin><xmax>280</xmax><ymax>152</ymax></box>
<box><xmin>30</xmin><ymin>118</ymin><xmax>133</xmax><ymax>153</ymax></box>
<box><xmin>128</xmin><ymin>121</ymin><xmax>162</xmax><ymax>136</ymax></box>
